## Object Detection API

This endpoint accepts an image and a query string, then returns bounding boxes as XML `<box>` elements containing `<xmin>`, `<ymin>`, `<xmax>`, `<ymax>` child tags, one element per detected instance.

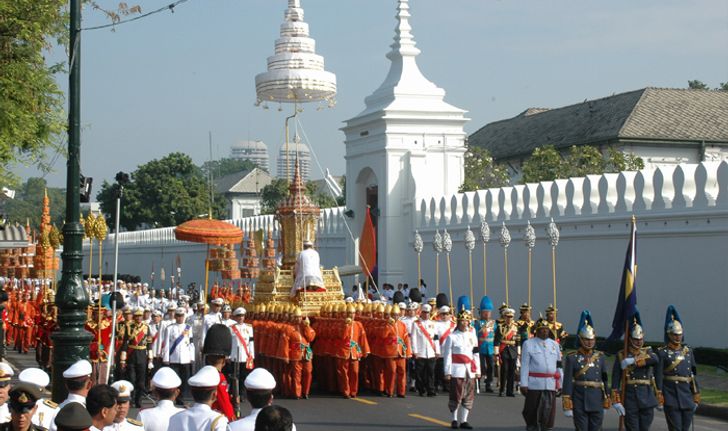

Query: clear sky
<box><xmin>15</xmin><ymin>0</ymin><xmax>728</xmax><ymax>192</ymax></box>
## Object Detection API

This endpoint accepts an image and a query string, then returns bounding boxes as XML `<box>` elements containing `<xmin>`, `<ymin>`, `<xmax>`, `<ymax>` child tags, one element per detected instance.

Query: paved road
<box><xmin>4</xmin><ymin>349</ymin><xmax>727</xmax><ymax>431</ymax></box>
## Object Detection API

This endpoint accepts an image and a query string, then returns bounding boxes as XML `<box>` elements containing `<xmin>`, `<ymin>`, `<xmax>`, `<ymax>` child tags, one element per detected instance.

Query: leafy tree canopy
<box><xmin>96</xmin><ymin>152</ymin><xmax>226</xmax><ymax>231</ymax></box>
<box><xmin>0</xmin><ymin>0</ymin><xmax>68</xmax><ymax>188</ymax></box>
<box><xmin>459</xmin><ymin>146</ymin><xmax>511</xmax><ymax>192</ymax></box>
<box><xmin>521</xmin><ymin>145</ymin><xmax>644</xmax><ymax>183</ymax></box>
<box><xmin>687</xmin><ymin>80</ymin><xmax>709</xmax><ymax>90</ymax></box>
<box><xmin>687</xmin><ymin>79</ymin><xmax>727</xmax><ymax>91</ymax></box>
<box><xmin>201</xmin><ymin>157</ymin><xmax>260</xmax><ymax>179</ymax></box>
<box><xmin>3</xmin><ymin>177</ymin><xmax>65</xmax><ymax>231</ymax></box>
<box><xmin>260</xmin><ymin>177</ymin><xmax>344</xmax><ymax>215</ymax></box>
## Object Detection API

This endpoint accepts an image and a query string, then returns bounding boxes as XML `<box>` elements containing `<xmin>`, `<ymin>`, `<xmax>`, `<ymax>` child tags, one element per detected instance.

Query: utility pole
<box><xmin>52</xmin><ymin>0</ymin><xmax>92</xmax><ymax>402</ymax></box>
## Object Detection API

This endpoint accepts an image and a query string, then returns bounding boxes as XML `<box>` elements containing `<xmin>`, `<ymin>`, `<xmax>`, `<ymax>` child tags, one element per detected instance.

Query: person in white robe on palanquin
<box><xmin>291</xmin><ymin>240</ymin><xmax>324</xmax><ymax>297</ymax></box>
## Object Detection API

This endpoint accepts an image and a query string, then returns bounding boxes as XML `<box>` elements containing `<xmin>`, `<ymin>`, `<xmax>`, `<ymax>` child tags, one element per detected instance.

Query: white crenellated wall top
<box><xmin>417</xmin><ymin>162</ymin><xmax>728</xmax><ymax>228</ymax></box>
<box><xmin>100</xmin><ymin>207</ymin><xmax>348</xmax><ymax>247</ymax></box>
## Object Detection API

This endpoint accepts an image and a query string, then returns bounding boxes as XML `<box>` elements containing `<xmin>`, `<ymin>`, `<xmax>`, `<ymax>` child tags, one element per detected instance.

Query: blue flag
<box><xmin>607</xmin><ymin>217</ymin><xmax>638</xmax><ymax>341</ymax></box>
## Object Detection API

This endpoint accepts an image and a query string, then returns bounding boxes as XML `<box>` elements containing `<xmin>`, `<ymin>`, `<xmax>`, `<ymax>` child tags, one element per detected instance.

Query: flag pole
<box><xmin>619</xmin><ymin>320</ymin><xmax>629</xmax><ymax>431</ymax></box>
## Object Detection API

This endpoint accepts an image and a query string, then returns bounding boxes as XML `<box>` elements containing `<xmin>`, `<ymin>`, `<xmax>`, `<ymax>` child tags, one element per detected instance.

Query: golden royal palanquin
<box><xmin>252</xmin><ymin>161</ymin><xmax>343</xmax><ymax>315</ymax></box>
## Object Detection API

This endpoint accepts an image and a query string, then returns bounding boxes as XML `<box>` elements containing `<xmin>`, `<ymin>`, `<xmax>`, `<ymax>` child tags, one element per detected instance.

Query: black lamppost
<box><xmin>51</xmin><ymin>0</ymin><xmax>92</xmax><ymax>402</ymax></box>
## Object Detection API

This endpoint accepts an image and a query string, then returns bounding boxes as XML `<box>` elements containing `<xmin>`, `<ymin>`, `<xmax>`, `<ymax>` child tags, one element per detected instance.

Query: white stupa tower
<box><xmin>342</xmin><ymin>0</ymin><xmax>469</xmax><ymax>286</ymax></box>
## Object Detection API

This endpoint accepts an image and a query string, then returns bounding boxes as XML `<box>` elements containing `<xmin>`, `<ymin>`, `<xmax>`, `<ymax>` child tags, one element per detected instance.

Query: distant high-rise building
<box><xmin>230</xmin><ymin>140</ymin><xmax>270</xmax><ymax>172</ymax></box>
<box><xmin>277</xmin><ymin>142</ymin><xmax>311</xmax><ymax>181</ymax></box>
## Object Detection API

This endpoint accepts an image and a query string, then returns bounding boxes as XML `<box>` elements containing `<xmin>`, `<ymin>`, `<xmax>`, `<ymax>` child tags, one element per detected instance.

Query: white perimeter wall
<box><xmin>84</xmin><ymin>162</ymin><xmax>728</xmax><ymax>348</ymax></box>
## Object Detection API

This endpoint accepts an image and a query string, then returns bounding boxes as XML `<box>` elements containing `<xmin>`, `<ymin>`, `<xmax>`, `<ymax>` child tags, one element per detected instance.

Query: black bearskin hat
<box><xmin>203</xmin><ymin>323</ymin><xmax>232</xmax><ymax>357</ymax></box>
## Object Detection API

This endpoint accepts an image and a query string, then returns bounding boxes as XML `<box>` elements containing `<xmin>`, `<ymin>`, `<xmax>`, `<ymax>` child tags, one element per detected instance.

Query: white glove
<box><xmin>564</xmin><ymin>410</ymin><xmax>573</xmax><ymax>418</ymax></box>
<box><xmin>693</xmin><ymin>403</ymin><xmax>698</xmax><ymax>412</ymax></box>
<box><xmin>613</xmin><ymin>403</ymin><xmax>626</xmax><ymax>416</ymax></box>
<box><xmin>148</xmin><ymin>361</ymin><xmax>154</xmax><ymax>370</ymax></box>
<box><xmin>620</xmin><ymin>357</ymin><xmax>636</xmax><ymax>369</ymax></box>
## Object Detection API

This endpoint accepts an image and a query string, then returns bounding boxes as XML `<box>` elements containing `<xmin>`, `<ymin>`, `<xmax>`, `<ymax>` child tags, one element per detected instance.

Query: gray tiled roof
<box><xmin>469</xmin><ymin>88</ymin><xmax>728</xmax><ymax>160</ymax></box>
<box><xmin>214</xmin><ymin>168</ymin><xmax>273</xmax><ymax>195</ymax></box>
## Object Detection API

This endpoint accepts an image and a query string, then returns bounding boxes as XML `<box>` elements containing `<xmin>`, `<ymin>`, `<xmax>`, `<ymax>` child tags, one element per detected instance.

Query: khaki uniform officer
<box><xmin>53</xmin><ymin>403</ymin><xmax>92</xmax><ymax>431</ymax></box>
<box><xmin>0</xmin><ymin>383</ymin><xmax>46</xmax><ymax>431</ymax></box>
<box><xmin>104</xmin><ymin>381</ymin><xmax>143</xmax><ymax>431</ymax></box>
<box><xmin>18</xmin><ymin>368</ymin><xmax>58</xmax><ymax>430</ymax></box>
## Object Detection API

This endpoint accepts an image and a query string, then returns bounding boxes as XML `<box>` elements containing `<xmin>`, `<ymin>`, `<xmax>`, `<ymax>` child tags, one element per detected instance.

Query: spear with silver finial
<box><xmin>499</xmin><ymin>222</ymin><xmax>511</xmax><ymax>305</ymax></box>
<box><xmin>414</xmin><ymin>230</ymin><xmax>423</xmax><ymax>291</ymax></box>
<box><xmin>464</xmin><ymin>226</ymin><xmax>476</xmax><ymax>307</ymax></box>
<box><xmin>433</xmin><ymin>230</ymin><xmax>443</xmax><ymax>295</ymax></box>
<box><xmin>480</xmin><ymin>220</ymin><xmax>490</xmax><ymax>296</ymax></box>
<box><xmin>523</xmin><ymin>221</ymin><xmax>536</xmax><ymax>308</ymax></box>
<box><xmin>443</xmin><ymin>229</ymin><xmax>453</xmax><ymax>306</ymax></box>
<box><xmin>546</xmin><ymin>218</ymin><xmax>560</xmax><ymax>309</ymax></box>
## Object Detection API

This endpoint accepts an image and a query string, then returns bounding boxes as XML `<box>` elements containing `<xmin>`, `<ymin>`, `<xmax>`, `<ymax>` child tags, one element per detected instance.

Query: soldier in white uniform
<box><xmin>155</xmin><ymin>305</ymin><xmax>176</xmax><ymax>364</ymax></box>
<box><xmin>148</xmin><ymin>310</ymin><xmax>163</xmax><ymax>370</ymax></box>
<box><xmin>291</xmin><ymin>240</ymin><xmax>323</xmax><ymax>297</ymax></box>
<box><xmin>18</xmin><ymin>368</ymin><xmax>58</xmax><ymax>430</ymax></box>
<box><xmin>0</xmin><ymin>363</ymin><xmax>14</xmax><ymax>423</ymax></box>
<box><xmin>162</xmin><ymin>308</ymin><xmax>195</xmax><ymax>403</ymax></box>
<box><xmin>105</xmin><ymin>380</ymin><xmax>143</xmax><ymax>431</ymax></box>
<box><xmin>57</xmin><ymin>360</ymin><xmax>92</xmax><ymax>410</ymax></box>
<box><xmin>402</xmin><ymin>302</ymin><xmax>419</xmax><ymax>393</ymax></box>
<box><xmin>222</xmin><ymin>305</ymin><xmax>235</xmax><ymax>327</ymax></box>
<box><xmin>50</xmin><ymin>360</ymin><xmax>92</xmax><ymax>431</ymax></box>
<box><xmin>442</xmin><ymin>307</ymin><xmax>480</xmax><ymax>430</ymax></box>
<box><xmin>411</xmin><ymin>304</ymin><xmax>440</xmax><ymax>397</ymax></box>
<box><xmin>202</xmin><ymin>299</ymin><xmax>224</xmax><ymax>343</ymax></box>
<box><xmin>520</xmin><ymin>317</ymin><xmax>563</xmax><ymax>431</ymax></box>
<box><xmin>167</xmin><ymin>366</ymin><xmax>228</xmax><ymax>431</ymax></box>
<box><xmin>136</xmin><ymin>367</ymin><xmax>184</xmax><ymax>431</ymax></box>
<box><xmin>435</xmin><ymin>305</ymin><xmax>456</xmax><ymax>393</ymax></box>
<box><xmin>228</xmin><ymin>307</ymin><xmax>255</xmax><ymax>402</ymax></box>
<box><xmin>187</xmin><ymin>303</ymin><xmax>206</xmax><ymax>372</ymax></box>
<box><xmin>229</xmin><ymin>368</ymin><xmax>297</xmax><ymax>431</ymax></box>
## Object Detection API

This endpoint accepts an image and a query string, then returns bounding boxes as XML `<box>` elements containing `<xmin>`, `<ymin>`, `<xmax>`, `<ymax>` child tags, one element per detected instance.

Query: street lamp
<box><xmin>52</xmin><ymin>0</ymin><xmax>91</xmax><ymax>402</ymax></box>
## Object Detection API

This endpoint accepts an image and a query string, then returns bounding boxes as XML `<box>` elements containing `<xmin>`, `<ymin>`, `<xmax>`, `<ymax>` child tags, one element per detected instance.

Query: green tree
<box><xmin>688</xmin><ymin>80</ymin><xmax>709</xmax><ymax>90</ymax></box>
<box><xmin>459</xmin><ymin>146</ymin><xmax>510</xmax><ymax>192</ymax></box>
<box><xmin>260</xmin><ymin>178</ymin><xmax>290</xmax><ymax>214</ymax></box>
<box><xmin>0</xmin><ymin>0</ymin><xmax>67</xmax><ymax>188</ymax></box>
<box><xmin>259</xmin><ymin>177</ymin><xmax>342</xmax><ymax>214</ymax></box>
<box><xmin>3</xmin><ymin>177</ymin><xmax>66</xmax><ymax>231</ymax></box>
<box><xmin>521</xmin><ymin>145</ymin><xmax>566</xmax><ymax>183</ymax></box>
<box><xmin>566</xmin><ymin>145</ymin><xmax>605</xmax><ymax>177</ymax></box>
<box><xmin>96</xmin><ymin>152</ymin><xmax>226</xmax><ymax>231</ymax></box>
<box><xmin>521</xmin><ymin>145</ymin><xmax>645</xmax><ymax>183</ymax></box>
<box><xmin>201</xmin><ymin>157</ymin><xmax>260</xmax><ymax>179</ymax></box>
<box><xmin>605</xmin><ymin>147</ymin><xmax>645</xmax><ymax>172</ymax></box>
<box><xmin>718</xmin><ymin>82</ymin><xmax>728</xmax><ymax>91</ymax></box>
<box><xmin>306</xmin><ymin>182</ymin><xmax>338</xmax><ymax>209</ymax></box>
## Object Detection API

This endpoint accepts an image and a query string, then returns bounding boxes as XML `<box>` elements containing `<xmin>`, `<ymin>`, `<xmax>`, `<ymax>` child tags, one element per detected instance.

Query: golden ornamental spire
<box><xmin>275</xmin><ymin>158</ymin><xmax>320</xmax><ymax>271</ymax></box>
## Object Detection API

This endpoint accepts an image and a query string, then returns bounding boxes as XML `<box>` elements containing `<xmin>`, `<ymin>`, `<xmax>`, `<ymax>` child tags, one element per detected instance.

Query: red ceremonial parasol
<box><xmin>174</xmin><ymin>218</ymin><xmax>243</xmax><ymax>245</ymax></box>
<box><xmin>174</xmin><ymin>218</ymin><xmax>243</xmax><ymax>303</ymax></box>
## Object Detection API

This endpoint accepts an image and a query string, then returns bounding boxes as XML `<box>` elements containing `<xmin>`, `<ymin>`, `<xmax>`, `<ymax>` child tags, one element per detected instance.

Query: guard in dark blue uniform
<box><xmin>611</xmin><ymin>315</ymin><xmax>659</xmax><ymax>431</ymax></box>
<box><xmin>562</xmin><ymin>311</ymin><xmax>610</xmax><ymax>431</ymax></box>
<box><xmin>655</xmin><ymin>305</ymin><xmax>700</xmax><ymax>431</ymax></box>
